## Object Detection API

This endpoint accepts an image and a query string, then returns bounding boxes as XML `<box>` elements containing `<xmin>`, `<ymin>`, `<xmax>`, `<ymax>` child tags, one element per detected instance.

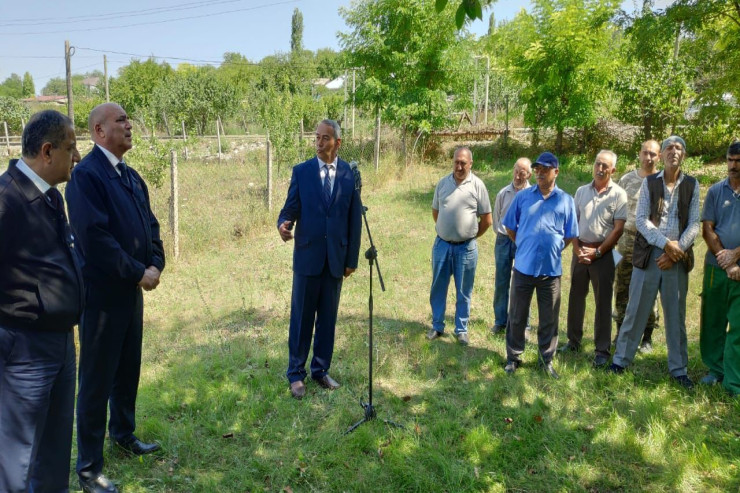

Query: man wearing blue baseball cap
<box><xmin>502</xmin><ymin>152</ymin><xmax>578</xmax><ymax>378</ymax></box>
<box><xmin>610</xmin><ymin>136</ymin><xmax>700</xmax><ymax>389</ymax></box>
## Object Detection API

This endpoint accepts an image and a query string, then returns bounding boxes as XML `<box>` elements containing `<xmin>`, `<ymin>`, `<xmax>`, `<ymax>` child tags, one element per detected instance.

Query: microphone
<box><xmin>349</xmin><ymin>160</ymin><xmax>362</xmax><ymax>191</ymax></box>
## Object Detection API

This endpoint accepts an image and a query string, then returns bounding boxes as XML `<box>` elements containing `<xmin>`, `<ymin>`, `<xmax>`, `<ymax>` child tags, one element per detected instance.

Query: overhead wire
<box><xmin>0</xmin><ymin>0</ymin><xmax>301</xmax><ymax>36</ymax></box>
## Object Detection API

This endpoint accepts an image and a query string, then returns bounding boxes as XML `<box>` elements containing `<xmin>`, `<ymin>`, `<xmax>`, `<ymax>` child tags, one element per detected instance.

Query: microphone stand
<box><xmin>345</xmin><ymin>162</ymin><xmax>404</xmax><ymax>435</ymax></box>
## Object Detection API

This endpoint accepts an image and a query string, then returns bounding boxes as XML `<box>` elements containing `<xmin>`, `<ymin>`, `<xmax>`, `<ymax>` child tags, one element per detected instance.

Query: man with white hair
<box><xmin>490</xmin><ymin>157</ymin><xmax>532</xmax><ymax>335</ymax></box>
<box><xmin>560</xmin><ymin>150</ymin><xmax>627</xmax><ymax>367</ymax></box>
<box><xmin>610</xmin><ymin>136</ymin><xmax>700</xmax><ymax>388</ymax></box>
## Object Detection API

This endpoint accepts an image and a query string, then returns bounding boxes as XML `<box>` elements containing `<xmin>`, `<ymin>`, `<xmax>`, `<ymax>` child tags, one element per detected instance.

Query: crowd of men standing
<box><xmin>1</xmin><ymin>106</ymin><xmax>738</xmax><ymax>492</ymax></box>
<box><xmin>428</xmin><ymin>138</ymin><xmax>739</xmax><ymax>395</ymax></box>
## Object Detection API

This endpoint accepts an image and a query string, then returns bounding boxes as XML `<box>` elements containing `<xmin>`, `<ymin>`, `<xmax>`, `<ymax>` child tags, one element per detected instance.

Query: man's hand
<box><xmin>656</xmin><ymin>253</ymin><xmax>675</xmax><ymax>270</ymax></box>
<box><xmin>138</xmin><ymin>266</ymin><xmax>161</xmax><ymax>291</ymax></box>
<box><xmin>663</xmin><ymin>240</ymin><xmax>685</xmax><ymax>263</ymax></box>
<box><xmin>716</xmin><ymin>248</ymin><xmax>740</xmax><ymax>270</ymax></box>
<box><xmin>577</xmin><ymin>246</ymin><xmax>595</xmax><ymax>264</ymax></box>
<box><xmin>344</xmin><ymin>267</ymin><xmax>356</xmax><ymax>278</ymax></box>
<box><xmin>278</xmin><ymin>220</ymin><xmax>294</xmax><ymax>242</ymax></box>
<box><xmin>727</xmin><ymin>264</ymin><xmax>740</xmax><ymax>281</ymax></box>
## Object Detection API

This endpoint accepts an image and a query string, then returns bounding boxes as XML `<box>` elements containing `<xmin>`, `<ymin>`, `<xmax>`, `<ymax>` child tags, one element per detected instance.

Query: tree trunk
<box><xmin>556</xmin><ymin>128</ymin><xmax>564</xmax><ymax>154</ymax></box>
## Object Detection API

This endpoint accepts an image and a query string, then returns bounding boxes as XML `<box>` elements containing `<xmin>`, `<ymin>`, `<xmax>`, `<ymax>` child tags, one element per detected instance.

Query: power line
<box><xmin>0</xmin><ymin>0</ymin><xmax>300</xmax><ymax>36</ymax></box>
<box><xmin>0</xmin><ymin>0</ymin><xmax>263</xmax><ymax>27</ymax></box>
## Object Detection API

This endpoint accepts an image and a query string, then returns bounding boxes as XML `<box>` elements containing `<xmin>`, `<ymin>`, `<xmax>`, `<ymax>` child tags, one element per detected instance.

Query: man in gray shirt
<box><xmin>699</xmin><ymin>141</ymin><xmax>740</xmax><ymax>395</ymax></box>
<box><xmin>610</xmin><ymin>136</ymin><xmax>700</xmax><ymax>388</ymax></box>
<box><xmin>491</xmin><ymin>157</ymin><xmax>531</xmax><ymax>335</ymax></box>
<box><xmin>560</xmin><ymin>150</ymin><xmax>627</xmax><ymax>366</ymax></box>
<box><xmin>428</xmin><ymin>147</ymin><xmax>492</xmax><ymax>345</ymax></box>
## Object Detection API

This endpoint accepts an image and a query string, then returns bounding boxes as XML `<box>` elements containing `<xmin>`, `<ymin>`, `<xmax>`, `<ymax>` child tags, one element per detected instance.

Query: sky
<box><xmin>0</xmin><ymin>0</ymin><xmax>672</xmax><ymax>95</ymax></box>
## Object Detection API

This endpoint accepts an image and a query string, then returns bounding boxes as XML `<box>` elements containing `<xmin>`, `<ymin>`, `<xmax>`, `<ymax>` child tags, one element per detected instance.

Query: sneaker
<box><xmin>456</xmin><ymin>332</ymin><xmax>469</xmax><ymax>346</ymax></box>
<box><xmin>426</xmin><ymin>329</ymin><xmax>442</xmax><ymax>341</ymax></box>
<box><xmin>639</xmin><ymin>341</ymin><xmax>653</xmax><ymax>353</ymax></box>
<box><xmin>700</xmin><ymin>374</ymin><xmax>722</xmax><ymax>385</ymax></box>
<box><xmin>491</xmin><ymin>324</ymin><xmax>506</xmax><ymax>335</ymax></box>
<box><xmin>608</xmin><ymin>363</ymin><xmax>626</xmax><ymax>374</ymax></box>
<box><xmin>673</xmin><ymin>375</ymin><xmax>694</xmax><ymax>389</ymax></box>
<box><xmin>558</xmin><ymin>342</ymin><xmax>580</xmax><ymax>353</ymax></box>
<box><xmin>504</xmin><ymin>360</ymin><xmax>519</xmax><ymax>374</ymax></box>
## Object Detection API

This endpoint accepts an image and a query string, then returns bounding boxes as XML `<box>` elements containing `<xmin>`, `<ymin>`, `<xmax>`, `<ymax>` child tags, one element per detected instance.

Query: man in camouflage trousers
<box><xmin>613</xmin><ymin>140</ymin><xmax>661</xmax><ymax>352</ymax></box>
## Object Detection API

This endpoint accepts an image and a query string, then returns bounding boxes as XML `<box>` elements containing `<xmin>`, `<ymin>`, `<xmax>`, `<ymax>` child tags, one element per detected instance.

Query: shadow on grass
<box><xmin>100</xmin><ymin>305</ymin><xmax>740</xmax><ymax>492</ymax></box>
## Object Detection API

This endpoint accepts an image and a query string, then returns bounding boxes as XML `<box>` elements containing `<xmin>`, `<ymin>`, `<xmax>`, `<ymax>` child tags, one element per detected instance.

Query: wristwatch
<box><xmin>594</xmin><ymin>248</ymin><xmax>602</xmax><ymax>259</ymax></box>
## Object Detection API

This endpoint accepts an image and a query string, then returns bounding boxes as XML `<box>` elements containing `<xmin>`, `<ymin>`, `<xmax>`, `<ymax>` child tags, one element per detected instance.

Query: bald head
<box><xmin>89</xmin><ymin>103</ymin><xmax>133</xmax><ymax>159</ymax></box>
<box><xmin>512</xmin><ymin>157</ymin><xmax>532</xmax><ymax>188</ymax></box>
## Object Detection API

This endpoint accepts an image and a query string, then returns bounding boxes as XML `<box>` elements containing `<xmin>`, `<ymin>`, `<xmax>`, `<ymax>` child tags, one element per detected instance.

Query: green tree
<box><xmin>21</xmin><ymin>72</ymin><xmax>35</xmax><ymax>98</ymax></box>
<box><xmin>0</xmin><ymin>74</ymin><xmax>23</xmax><ymax>98</ymax></box>
<box><xmin>109</xmin><ymin>59</ymin><xmax>173</xmax><ymax>119</ymax></box>
<box><xmin>500</xmin><ymin>0</ymin><xmax>621</xmax><ymax>152</ymax></box>
<box><xmin>218</xmin><ymin>52</ymin><xmax>259</xmax><ymax>102</ymax></box>
<box><xmin>0</xmin><ymin>97</ymin><xmax>31</xmax><ymax>132</ymax></box>
<box><xmin>291</xmin><ymin>8</ymin><xmax>304</xmax><ymax>52</ymax></box>
<box><xmin>668</xmin><ymin>0</ymin><xmax>740</xmax><ymax>151</ymax></box>
<box><xmin>339</xmin><ymin>0</ymin><xmax>474</xmax><ymax>137</ymax></box>
<box><xmin>151</xmin><ymin>65</ymin><xmax>237</xmax><ymax>135</ymax></box>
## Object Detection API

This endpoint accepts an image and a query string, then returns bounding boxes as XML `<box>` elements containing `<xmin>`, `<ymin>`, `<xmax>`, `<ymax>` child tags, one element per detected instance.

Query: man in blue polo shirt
<box><xmin>699</xmin><ymin>141</ymin><xmax>740</xmax><ymax>395</ymax></box>
<box><xmin>502</xmin><ymin>152</ymin><xmax>578</xmax><ymax>378</ymax></box>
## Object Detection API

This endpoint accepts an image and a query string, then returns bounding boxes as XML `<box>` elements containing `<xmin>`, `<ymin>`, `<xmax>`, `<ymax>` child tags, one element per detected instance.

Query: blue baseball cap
<box><xmin>533</xmin><ymin>152</ymin><xmax>559</xmax><ymax>169</ymax></box>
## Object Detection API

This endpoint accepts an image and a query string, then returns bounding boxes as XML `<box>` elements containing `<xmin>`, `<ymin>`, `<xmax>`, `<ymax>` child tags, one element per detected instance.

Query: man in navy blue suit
<box><xmin>66</xmin><ymin>103</ymin><xmax>165</xmax><ymax>493</ymax></box>
<box><xmin>278</xmin><ymin>119</ymin><xmax>362</xmax><ymax>399</ymax></box>
<box><xmin>0</xmin><ymin>110</ymin><xmax>83</xmax><ymax>492</ymax></box>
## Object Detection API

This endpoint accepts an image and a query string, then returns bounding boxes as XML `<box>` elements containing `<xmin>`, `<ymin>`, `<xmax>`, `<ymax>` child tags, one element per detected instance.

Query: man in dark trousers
<box><xmin>277</xmin><ymin>119</ymin><xmax>362</xmax><ymax>400</ymax></box>
<box><xmin>66</xmin><ymin>103</ymin><xmax>165</xmax><ymax>493</ymax></box>
<box><xmin>0</xmin><ymin>110</ymin><xmax>83</xmax><ymax>492</ymax></box>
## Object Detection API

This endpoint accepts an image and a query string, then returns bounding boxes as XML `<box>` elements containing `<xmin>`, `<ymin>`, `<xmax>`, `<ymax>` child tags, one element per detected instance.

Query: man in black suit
<box><xmin>277</xmin><ymin>119</ymin><xmax>363</xmax><ymax>399</ymax></box>
<box><xmin>0</xmin><ymin>110</ymin><xmax>83</xmax><ymax>491</ymax></box>
<box><xmin>66</xmin><ymin>103</ymin><xmax>165</xmax><ymax>493</ymax></box>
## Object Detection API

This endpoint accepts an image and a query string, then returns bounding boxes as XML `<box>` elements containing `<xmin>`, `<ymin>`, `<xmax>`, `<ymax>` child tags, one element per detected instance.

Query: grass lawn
<box><xmin>70</xmin><ymin>147</ymin><xmax>740</xmax><ymax>492</ymax></box>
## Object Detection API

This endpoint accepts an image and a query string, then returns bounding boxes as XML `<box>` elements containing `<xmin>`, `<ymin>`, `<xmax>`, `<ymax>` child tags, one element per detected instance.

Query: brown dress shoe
<box><xmin>290</xmin><ymin>380</ymin><xmax>306</xmax><ymax>399</ymax></box>
<box><xmin>313</xmin><ymin>374</ymin><xmax>340</xmax><ymax>390</ymax></box>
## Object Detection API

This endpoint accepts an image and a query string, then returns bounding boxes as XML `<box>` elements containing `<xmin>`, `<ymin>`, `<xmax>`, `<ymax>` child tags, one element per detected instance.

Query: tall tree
<box><xmin>0</xmin><ymin>74</ymin><xmax>23</xmax><ymax>98</ymax></box>
<box><xmin>613</xmin><ymin>6</ymin><xmax>691</xmax><ymax>140</ymax></box>
<box><xmin>109</xmin><ymin>58</ymin><xmax>173</xmax><ymax>119</ymax></box>
<box><xmin>500</xmin><ymin>0</ymin><xmax>621</xmax><ymax>152</ymax></box>
<box><xmin>339</xmin><ymin>0</ymin><xmax>474</xmax><ymax>136</ymax></box>
<box><xmin>291</xmin><ymin>8</ymin><xmax>304</xmax><ymax>53</ymax></box>
<box><xmin>21</xmin><ymin>72</ymin><xmax>35</xmax><ymax>98</ymax></box>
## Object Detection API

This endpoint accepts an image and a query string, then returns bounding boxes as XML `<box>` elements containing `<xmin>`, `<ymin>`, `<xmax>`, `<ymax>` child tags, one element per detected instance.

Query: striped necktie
<box><xmin>322</xmin><ymin>164</ymin><xmax>332</xmax><ymax>206</ymax></box>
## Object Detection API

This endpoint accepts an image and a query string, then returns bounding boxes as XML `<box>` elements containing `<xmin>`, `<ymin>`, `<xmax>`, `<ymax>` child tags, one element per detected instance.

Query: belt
<box><xmin>440</xmin><ymin>237</ymin><xmax>472</xmax><ymax>245</ymax></box>
<box><xmin>579</xmin><ymin>240</ymin><xmax>603</xmax><ymax>248</ymax></box>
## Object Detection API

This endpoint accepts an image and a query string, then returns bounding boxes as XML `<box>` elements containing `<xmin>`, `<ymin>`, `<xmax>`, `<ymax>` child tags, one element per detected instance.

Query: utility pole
<box><xmin>343</xmin><ymin>70</ymin><xmax>348</xmax><ymax>128</ymax></box>
<box><xmin>484</xmin><ymin>56</ymin><xmax>490</xmax><ymax>126</ymax></box>
<box><xmin>65</xmin><ymin>40</ymin><xmax>74</xmax><ymax>122</ymax></box>
<box><xmin>351</xmin><ymin>68</ymin><xmax>356</xmax><ymax>139</ymax></box>
<box><xmin>104</xmin><ymin>54</ymin><xmax>110</xmax><ymax>102</ymax></box>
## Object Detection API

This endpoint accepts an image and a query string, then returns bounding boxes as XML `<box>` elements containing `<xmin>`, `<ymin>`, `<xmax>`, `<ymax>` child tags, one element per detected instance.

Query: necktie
<box><xmin>117</xmin><ymin>162</ymin><xmax>132</xmax><ymax>189</ymax></box>
<box><xmin>46</xmin><ymin>187</ymin><xmax>67</xmax><ymax>221</ymax></box>
<box><xmin>322</xmin><ymin>164</ymin><xmax>332</xmax><ymax>206</ymax></box>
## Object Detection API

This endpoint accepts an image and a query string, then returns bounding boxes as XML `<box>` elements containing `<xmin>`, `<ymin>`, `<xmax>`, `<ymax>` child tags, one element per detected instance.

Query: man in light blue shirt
<box><xmin>502</xmin><ymin>152</ymin><xmax>578</xmax><ymax>378</ymax></box>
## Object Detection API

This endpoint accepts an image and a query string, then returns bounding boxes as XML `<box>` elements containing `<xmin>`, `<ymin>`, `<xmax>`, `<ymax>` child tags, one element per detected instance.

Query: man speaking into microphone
<box><xmin>277</xmin><ymin>119</ymin><xmax>363</xmax><ymax>400</ymax></box>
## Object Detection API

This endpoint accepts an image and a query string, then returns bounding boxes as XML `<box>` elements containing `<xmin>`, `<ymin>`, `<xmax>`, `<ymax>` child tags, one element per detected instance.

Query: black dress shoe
<box><xmin>540</xmin><ymin>361</ymin><xmax>560</xmax><ymax>379</ymax></box>
<box><xmin>79</xmin><ymin>473</ymin><xmax>119</xmax><ymax>493</ymax></box>
<box><xmin>115</xmin><ymin>437</ymin><xmax>161</xmax><ymax>455</ymax></box>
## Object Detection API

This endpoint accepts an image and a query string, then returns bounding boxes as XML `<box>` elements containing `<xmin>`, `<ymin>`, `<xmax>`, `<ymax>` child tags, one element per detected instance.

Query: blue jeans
<box><xmin>430</xmin><ymin>237</ymin><xmax>478</xmax><ymax>334</ymax></box>
<box><xmin>493</xmin><ymin>234</ymin><xmax>516</xmax><ymax>327</ymax></box>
